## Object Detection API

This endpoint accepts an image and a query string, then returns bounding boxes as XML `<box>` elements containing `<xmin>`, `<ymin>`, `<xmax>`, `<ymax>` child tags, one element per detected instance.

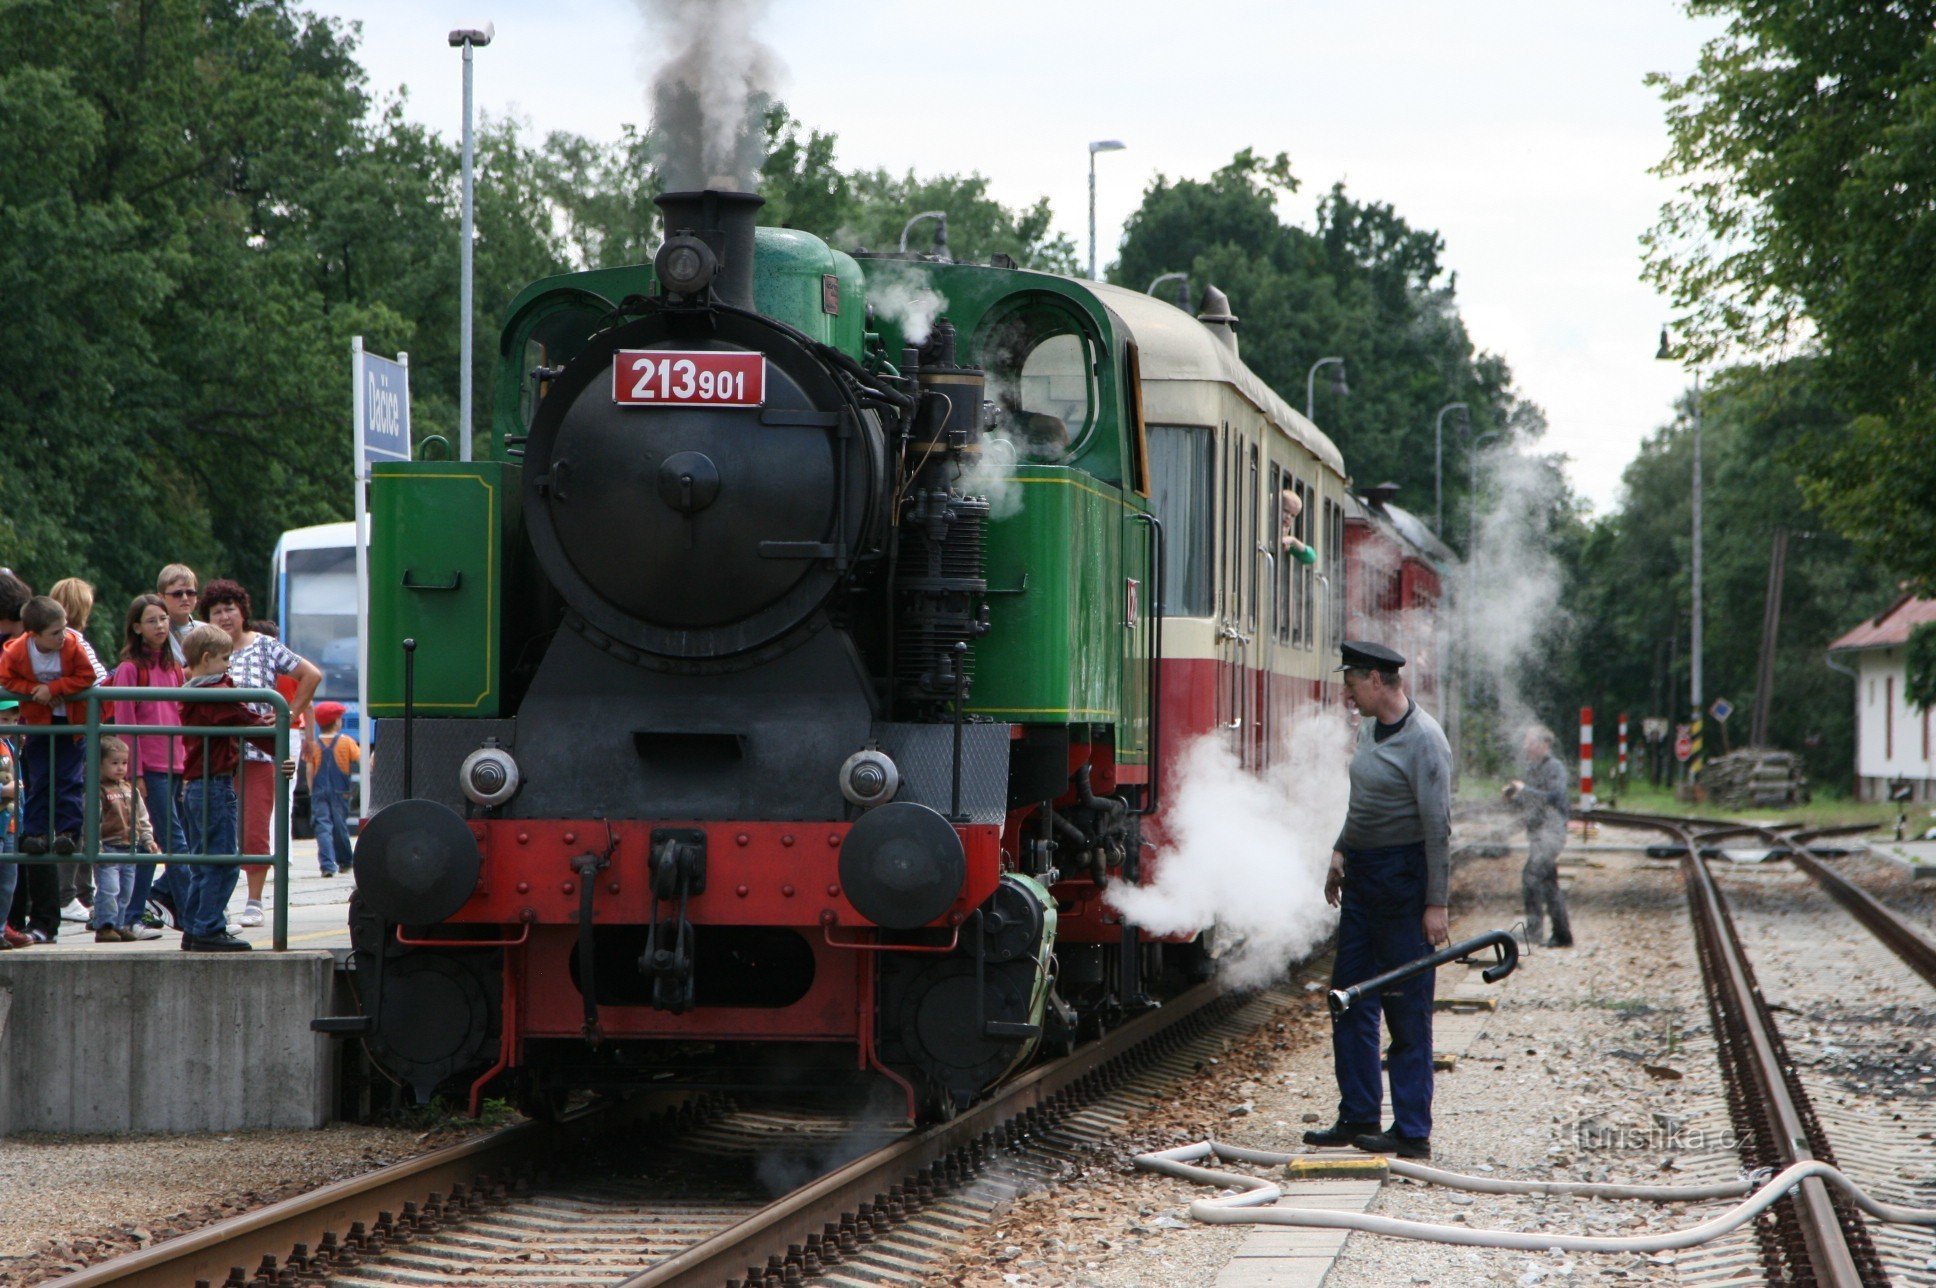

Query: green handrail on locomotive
<box><xmin>326</xmin><ymin>185</ymin><xmax>1447</xmax><ymax>1122</ymax></box>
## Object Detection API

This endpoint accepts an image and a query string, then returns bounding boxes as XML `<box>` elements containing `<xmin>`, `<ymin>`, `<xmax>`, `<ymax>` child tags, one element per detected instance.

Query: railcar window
<box><xmin>1299</xmin><ymin>480</ymin><xmax>1316</xmax><ymax>647</ymax></box>
<box><xmin>1289</xmin><ymin>477</ymin><xmax>1308</xmax><ymax>648</ymax></box>
<box><xmin>1269</xmin><ymin>466</ymin><xmax>1285</xmax><ymax>642</ymax></box>
<box><xmin>1146</xmin><ymin>426</ymin><xmax>1214</xmax><ymax>616</ymax></box>
<box><xmin>1325</xmin><ymin>497</ymin><xmax>1344</xmax><ymax>649</ymax></box>
<box><xmin>1246</xmin><ymin>444</ymin><xmax>1259</xmax><ymax>634</ymax></box>
<box><xmin>980</xmin><ymin>302</ymin><xmax>1100</xmax><ymax>463</ymax></box>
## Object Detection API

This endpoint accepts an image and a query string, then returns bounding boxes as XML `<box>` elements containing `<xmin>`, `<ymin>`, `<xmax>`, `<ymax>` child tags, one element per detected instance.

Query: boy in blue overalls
<box><xmin>304</xmin><ymin>701</ymin><xmax>358</xmax><ymax>877</ymax></box>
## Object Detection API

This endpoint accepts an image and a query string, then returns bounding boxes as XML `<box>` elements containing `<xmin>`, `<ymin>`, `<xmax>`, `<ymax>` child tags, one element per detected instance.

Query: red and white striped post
<box><xmin>1579</xmin><ymin>706</ymin><xmax>1596</xmax><ymax>827</ymax></box>
<box><xmin>1617</xmin><ymin>712</ymin><xmax>1629</xmax><ymax>789</ymax></box>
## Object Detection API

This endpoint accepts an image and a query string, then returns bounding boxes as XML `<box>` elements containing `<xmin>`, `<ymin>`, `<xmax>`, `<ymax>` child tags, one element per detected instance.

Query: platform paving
<box><xmin>17</xmin><ymin>838</ymin><xmax>355</xmax><ymax>954</ymax></box>
<box><xmin>1209</xmin><ymin>951</ymin><xmax>1512</xmax><ymax>1287</ymax></box>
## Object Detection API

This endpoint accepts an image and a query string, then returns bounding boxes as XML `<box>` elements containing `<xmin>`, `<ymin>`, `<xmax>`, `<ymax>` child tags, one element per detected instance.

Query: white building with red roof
<box><xmin>1828</xmin><ymin>595</ymin><xmax>1936</xmax><ymax>802</ymax></box>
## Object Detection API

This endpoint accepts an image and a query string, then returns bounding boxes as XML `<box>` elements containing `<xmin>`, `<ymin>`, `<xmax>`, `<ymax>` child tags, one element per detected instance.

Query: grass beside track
<box><xmin>1460</xmin><ymin>776</ymin><xmax>1903</xmax><ymax>831</ymax></box>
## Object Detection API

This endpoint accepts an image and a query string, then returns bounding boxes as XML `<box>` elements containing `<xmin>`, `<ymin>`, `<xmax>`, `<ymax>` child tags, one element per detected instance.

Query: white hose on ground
<box><xmin>1134</xmin><ymin>1141</ymin><xmax>1936</xmax><ymax>1253</ymax></box>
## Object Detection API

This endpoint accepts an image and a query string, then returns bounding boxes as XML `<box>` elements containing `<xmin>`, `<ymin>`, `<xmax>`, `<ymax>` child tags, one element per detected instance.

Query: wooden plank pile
<box><xmin>1703</xmin><ymin>747</ymin><xmax>1809</xmax><ymax>807</ymax></box>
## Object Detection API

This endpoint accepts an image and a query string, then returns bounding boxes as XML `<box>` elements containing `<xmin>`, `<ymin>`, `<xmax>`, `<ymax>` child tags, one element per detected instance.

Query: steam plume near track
<box><xmin>1452</xmin><ymin>448</ymin><xmax>1574</xmax><ymax>759</ymax></box>
<box><xmin>637</xmin><ymin>0</ymin><xmax>780</xmax><ymax>191</ymax></box>
<box><xmin>1105</xmin><ymin>715</ymin><xmax>1352</xmax><ymax>988</ymax></box>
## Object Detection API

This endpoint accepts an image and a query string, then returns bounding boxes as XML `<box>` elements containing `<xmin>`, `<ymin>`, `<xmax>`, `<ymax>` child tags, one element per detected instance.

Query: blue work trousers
<box><xmin>20</xmin><ymin>733</ymin><xmax>85</xmax><ymax>840</ymax></box>
<box><xmin>134</xmin><ymin>771</ymin><xmax>188</xmax><ymax>924</ymax></box>
<box><xmin>182</xmin><ymin>777</ymin><xmax>239</xmax><ymax>939</ymax></box>
<box><xmin>1330</xmin><ymin>841</ymin><xmax>1436</xmax><ymax>1140</ymax></box>
<box><xmin>312</xmin><ymin>790</ymin><xmax>352</xmax><ymax>875</ymax></box>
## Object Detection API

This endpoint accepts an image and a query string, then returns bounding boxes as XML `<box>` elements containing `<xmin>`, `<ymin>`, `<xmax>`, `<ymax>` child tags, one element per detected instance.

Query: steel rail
<box><xmin>1677</xmin><ymin>813</ymin><xmax>1936</xmax><ymax>995</ymax></box>
<box><xmin>44</xmin><ymin>1096</ymin><xmax>687</xmax><ymax>1288</ymax></box>
<box><xmin>1598</xmin><ymin>808</ymin><xmax>1932</xmax><ymax>993</ymax></box>
<box><xmin>1587</xmin><ymin>809</ymin><xmax>1869</xmax><ymax>1285</ymax></box>
<box><xmin>53</xmin><ymin>983</ymin><xmax>1234</xmax><ymax>1288</ymax></box>
<box><xmin>616</xmin><ymin>979</ymin><xmax>1229</xmax><ymax>1288</ymax></box>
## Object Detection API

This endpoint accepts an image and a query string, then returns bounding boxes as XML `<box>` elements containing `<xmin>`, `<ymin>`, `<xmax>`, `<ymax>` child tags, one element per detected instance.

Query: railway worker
<box><xmin>1303</xmin><ymin>640</ymin><xmax>1452</xmax><ymax>1162</ymax></box>
<box><xmin>1504</xmin><ymin>725</ymin><xmax>1573</xmax><ymax>948</ymax></box>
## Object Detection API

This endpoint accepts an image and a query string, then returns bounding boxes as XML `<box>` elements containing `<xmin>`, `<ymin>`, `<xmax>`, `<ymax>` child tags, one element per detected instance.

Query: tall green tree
<box><xmin>1110</xmin><ymin>151</ymin><xmax>1540</xmax><ymax>546</ymax></box>
<box><xmin>1647</xmin><ymin>0</ymin><xmax>1936</xmax><ymax>589</ymax></box>
<box><xmin>0</xmin><ymin>1</ymin><xmax>571</xmax><ymax>643</ymax></box>
<box><xmin>1560</xmin><ymin>361</ymin><xmax>1892</xmax><ymax>785</ymax></box>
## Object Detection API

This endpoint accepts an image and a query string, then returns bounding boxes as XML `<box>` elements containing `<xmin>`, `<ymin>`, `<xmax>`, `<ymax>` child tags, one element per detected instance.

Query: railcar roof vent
<box><xmin>1362</xmin><ymin>482</ymin><xmax>1402</xmax><ymax>507</ymax></box>
<box><xmin>1196</xmin><ymin>284</ymin><xmax>1239</xmax><ymax>355</ymax></box>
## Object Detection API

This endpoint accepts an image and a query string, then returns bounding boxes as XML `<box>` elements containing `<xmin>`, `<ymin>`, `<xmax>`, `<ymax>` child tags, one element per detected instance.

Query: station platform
<box><xmin>18</xmin><ymin>838</ymin><xmax>355</xmax><ymax>955</ymax></box>
<box><xmin>0</xmin><ymin>840</ymin><xmax>354</xmax><ymax>1137</ymax></box>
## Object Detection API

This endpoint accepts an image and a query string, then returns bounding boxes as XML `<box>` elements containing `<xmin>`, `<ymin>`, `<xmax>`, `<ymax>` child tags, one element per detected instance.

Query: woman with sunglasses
<box><xmin>157</xmin><ymin>564</ymin><xmax>200</xmax><ymax>666</ymax></box>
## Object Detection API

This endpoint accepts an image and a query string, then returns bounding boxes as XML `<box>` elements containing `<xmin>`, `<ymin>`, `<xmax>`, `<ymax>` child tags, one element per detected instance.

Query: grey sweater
<box><xmin>1332</xmin><ymin>701</ymin><xmax>1454</xmax><ymax>905</ymax></box>
<box><xmin>1516</xmin><ymin>753</ymin><xmax>1569</xmax><ymax>835</ymax></box>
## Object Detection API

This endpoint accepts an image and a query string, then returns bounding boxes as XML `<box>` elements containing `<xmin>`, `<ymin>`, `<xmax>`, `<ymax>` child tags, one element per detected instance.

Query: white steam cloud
<box><xmin>1453</xmin><ymin>449</ymin><xmax>1573</xmax><ymax>757</ymax></box>
<box><xmin>955</xmin><ymin>437</ymin><xmax>1021</xmax><ymax>520</ymax></box>
<box><xmin>638</xmin><ymin>0</ymin><xmax>781</xmax><ymax>191</ymax></box>
<box><xmin>867</xmin><ymin>264</ymin><xmax>947</xmax><ymax>347</ymax></box>
<box><xmin>1106</xmin><ymin>716</ymin><xmax>1352</xmax><ymax>988</ymax></box>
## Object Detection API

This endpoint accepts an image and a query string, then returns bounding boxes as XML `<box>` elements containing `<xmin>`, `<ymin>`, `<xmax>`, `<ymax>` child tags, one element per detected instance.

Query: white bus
<box><xmin>270</xmin><ymin>520</ymin><xmax>361</xmax><ymax>736</ymax></box>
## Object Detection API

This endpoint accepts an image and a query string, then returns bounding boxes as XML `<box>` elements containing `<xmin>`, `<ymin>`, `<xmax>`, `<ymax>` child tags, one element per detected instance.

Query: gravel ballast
<box><xmin>919</xmin><ymin>822</ymin><xmax>1763</xmax><ymax>1287</ymax></box>
<box><xmin>0</xmin><ymin>1119</ymin><xmax>499</xmax><ymax>1285</ymax></box>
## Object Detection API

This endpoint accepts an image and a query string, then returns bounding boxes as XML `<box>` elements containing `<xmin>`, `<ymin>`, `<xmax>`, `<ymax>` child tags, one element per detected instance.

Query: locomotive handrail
<box><xmin>1130</xmin><ymin>510</ymin><xmax>1164</xmax><ymax>816</ymax></box>
<box><xmin>819</xmin><ymin>918</ymin><xmax>963</xmax><ymax>954</ymax></box>
<box><xmin>395</xmin><ymin>923</ymin><xmax>531</xmax><ymax>949</ymax></box>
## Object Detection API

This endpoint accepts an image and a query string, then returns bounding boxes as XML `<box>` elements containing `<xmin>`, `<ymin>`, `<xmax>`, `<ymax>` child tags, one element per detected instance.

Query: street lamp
<box><xmin>1464</xmin><ymin>428</ymin><xmax>1500</xmax><ymax>556</ymax></box>
<box><xmin>449</xmin><ymin>21</ymin><xmax>494</xmax><ymax>463</ymax></box>
<box><xmin>1657</xmin><ymin>326</ymin><xmax>1703</xmax><ymax>779</ymax></box>
<box><xmin>1147</xmin><ymin>272</ymin><xmax>1189</xmax><ymax>309</ymax></box>
<box><xmin>1433</xmin><ymin>401</ymin><xmax>1469</xmax><ymax>536</ymax></box>
<box><xmin>899</xmin><ymin>210</ymin><xmax>950</xmax><ymax>258</ymax></box>
<box><xmin>1088</xmin><ymin>140</ymin><xmax>1126</xmax><ymax>281</ymax></box>
<box><xmin>1306</xmin><ymin>356</ymin><xmax>1348</xmax><ymax>422</ymax></box>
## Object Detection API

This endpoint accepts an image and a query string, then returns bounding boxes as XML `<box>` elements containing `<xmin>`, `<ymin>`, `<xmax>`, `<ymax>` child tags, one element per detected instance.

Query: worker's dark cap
<box><xmin>1336</xmin><ymin>640</ymin><xmax>1405</xmax><ymax>673</ymax></box>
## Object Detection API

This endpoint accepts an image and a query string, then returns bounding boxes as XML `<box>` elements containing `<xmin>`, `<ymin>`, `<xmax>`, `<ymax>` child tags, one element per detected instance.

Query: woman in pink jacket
<box><xmin>111</xmin><ymin>594</ymin><xmax>188</xmax><ymax>932</ymax></box>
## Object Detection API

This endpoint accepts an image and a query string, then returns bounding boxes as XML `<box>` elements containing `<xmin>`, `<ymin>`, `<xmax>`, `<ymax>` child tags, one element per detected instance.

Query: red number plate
<box><xmin>613</xmin><ymin>350</ymin><xmax>765</xmax><ymax>408</ymax></box>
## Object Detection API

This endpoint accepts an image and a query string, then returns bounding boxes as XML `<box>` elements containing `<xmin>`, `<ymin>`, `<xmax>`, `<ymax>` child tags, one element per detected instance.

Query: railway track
<box><xmin>1593</xmin><ymin>808</ymin><xmax>1936</xmax><ymax>1285</ymax></box>
<box><xmin>49</xmin><ymin>977</ymin><xmax>1294</xmax><ymax>1288</ymax></box>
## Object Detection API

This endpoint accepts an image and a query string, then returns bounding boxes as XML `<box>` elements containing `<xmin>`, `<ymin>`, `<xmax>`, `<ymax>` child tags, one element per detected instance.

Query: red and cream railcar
<box><xmin>1343</xmin><ymin>484</ymin><xmax>1453</xmax><ymax>722</ymax></box>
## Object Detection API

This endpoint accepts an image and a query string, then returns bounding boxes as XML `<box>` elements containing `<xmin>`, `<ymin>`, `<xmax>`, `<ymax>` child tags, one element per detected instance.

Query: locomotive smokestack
<box><xmin>654</xmin><ymin>189</ymin><xmax>765</xmax><ymax>310</ymax></box>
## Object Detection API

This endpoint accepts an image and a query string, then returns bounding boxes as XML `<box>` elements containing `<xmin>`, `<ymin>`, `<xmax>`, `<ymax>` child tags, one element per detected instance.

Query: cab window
<box><xmin>979</xmin><ymin>298</ymin><xmax>1100</xmax><ymax>463</ymax></box>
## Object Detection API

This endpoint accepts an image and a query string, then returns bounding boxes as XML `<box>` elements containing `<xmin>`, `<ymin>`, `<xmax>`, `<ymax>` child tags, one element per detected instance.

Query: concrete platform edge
<box><xmin>0</xmin><ymin>950</ymin><xmax>336</xmax><ymax>1135</ymax></box>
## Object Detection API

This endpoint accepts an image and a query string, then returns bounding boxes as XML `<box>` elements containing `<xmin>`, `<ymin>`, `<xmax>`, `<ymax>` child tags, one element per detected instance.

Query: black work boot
<box><xmin>1352</xmin><ymin>1130</ymin><xmax>1431</xmax><ymax>1159</ymax></box>
<box><xmin>1302</xmin><ymin>1119</ymin><xmax>1379</xmax><ymax>1148</ymax></box>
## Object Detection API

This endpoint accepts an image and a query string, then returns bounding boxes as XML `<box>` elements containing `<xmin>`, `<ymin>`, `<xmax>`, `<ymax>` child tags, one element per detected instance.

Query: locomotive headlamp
<box><xmin>459</xmin><ymin>742</ymin><xmax>521</xmax><ymax>807</ymax></box>
<box><xmin>839</xmin><ymin>748</ymin><xmax>900</xmax><ymax>808</ymax></box>
<box><xmin>656</xmin><ymin>233</ymin><xmax>718</xmax><ymax>297</ymax></box>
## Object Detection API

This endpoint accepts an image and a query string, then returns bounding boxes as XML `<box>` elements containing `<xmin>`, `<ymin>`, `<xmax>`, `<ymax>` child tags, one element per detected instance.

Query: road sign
<box><xmin>1643</xmin><ymin>716</ymin><xmax>1670</xmax><ymax>742</ymax></box>
<box><xmin>354</xmin><ymin>342</ymin><xmax>411</xmax><ymax>477</ymax></box>
<box><xmin>351</xmin><ymin>337</ymin><xmax>410</xmax><ymax>825</ymax></box>
<box><xmin>1675</xmin><ymin>725</ymin><xmax>1693</xmax><ymax>762</ymax></box>
<box><xmin>1709</xmin><ymin>696</ymin><xmax>1734</xmax><ymax>723</ymax></box>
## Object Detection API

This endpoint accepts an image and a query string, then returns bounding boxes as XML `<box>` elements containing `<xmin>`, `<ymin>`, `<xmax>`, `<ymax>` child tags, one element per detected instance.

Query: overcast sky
<box><xmin>311</xmin><ymin>0</ymin><xmax>1726</xmax><ymax>514</ymax></box>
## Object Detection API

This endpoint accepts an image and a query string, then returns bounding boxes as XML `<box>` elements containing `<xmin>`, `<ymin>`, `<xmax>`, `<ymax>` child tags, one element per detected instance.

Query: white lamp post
<box><xmin>1306</xmin><ymin>356</ymin><xmax>1347</xmax><ymax>422</ymax></box>
<box><xmin>449</xmin><ymin>22</ymin><xmax>494</xmax><ymax>462</ymax></box>
<box><xmin>1433</xmin><ymin>401</ymin><xmax>1469</xmax><ymax>537</ymax></box>
<box><xmin>1657</xmin><ymin>327</ymin><xmax>1703</xmax><ymax>774</ymax></box>
<box><xmin>1088</xmin><ymin>140</ymin><xmax>1126</xmax><ymax>281</ymax></box>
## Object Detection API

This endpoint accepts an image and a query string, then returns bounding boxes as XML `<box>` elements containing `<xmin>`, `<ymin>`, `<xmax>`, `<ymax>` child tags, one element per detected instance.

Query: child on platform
<box><xmin>177</xmin><ymin>623</ymin><xmax>279</xmax><ymax>952</ymax></box>
<box><xmin>0</xmin><ymin>597</ymin><xmax>97</xmax><ymax>858</ymax></box>
<box><xmin>92</xmin><ymin>736</ymin><xmax>157</xmax><ymax>943</ymax></box>
<box><xmin>305</xmin><ymin>701</ymin><xmax>357</xmax><ymax>877</ymax></box>
<box><xmin>0</xmin><ymin>598</ymin><xmax>98</xmax><ymax>943</ymax></box>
